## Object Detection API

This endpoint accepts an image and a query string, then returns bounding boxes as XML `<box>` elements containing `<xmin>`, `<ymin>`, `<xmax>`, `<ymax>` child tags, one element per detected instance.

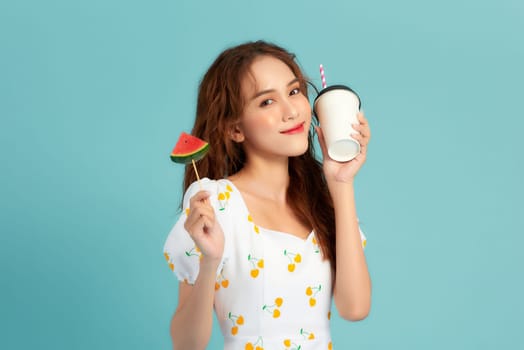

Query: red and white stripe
<box><xmin>319</xmin><ymin>64</ymin><xmax>327</xmax><ymax>89</ymax></box>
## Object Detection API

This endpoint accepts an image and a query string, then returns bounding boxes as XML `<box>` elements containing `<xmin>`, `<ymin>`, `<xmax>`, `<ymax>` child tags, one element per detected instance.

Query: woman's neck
<box><xmin>229</xmin><ymin>156</ymin><xmax>290</xmax><ymax>203</ymax></box>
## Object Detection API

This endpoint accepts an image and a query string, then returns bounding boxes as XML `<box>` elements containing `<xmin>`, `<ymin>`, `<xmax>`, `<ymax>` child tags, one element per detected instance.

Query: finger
<box><xmin>198</xmin><ymin>216</ymin><xmax>213</xmax><ymax>234</ymax></box>
<box><xmin>189</xmin><ymin>194</ymin><xmax>215</xmax><ymax>218</ymax></box>
<box><xmin>190</xmin><ymin>196</ymin><xmax>214</xmax><ymax>212</ymax></box>
<box><xmin>184</xmin><ymin>214</ymin><xmax>203</xmax><ymax>233</ymax></box>
<box><xmin>200</xmin><ymin>204</ymin><xmax>215</xmax><ymax>218</ymax></box>
<box><xmin>359</xmin><ymin>113</ymin><xmax>371</xmax><ymax>139</ymax></box>
<box><xmin>351</xmin><ymin>133</ymin><xmax>369</xmax><ymax>147</ymax></box>
<box><xmin>351</xmin><ymin>124</ymin><xmax>368</xmax><ymax>138</ymax></box>
<box><xmin>352</xmin><ymin>122</ymin><xmax>371</xmax><ymax>138</ymax></box>
<box><xmin>186</xmin><ymin>215</ymin><xmax>213</xmax><ymax>237</ymax></box>
<box><xmin>359</xmin><ymin>143</ymin><xmax>367</xmax><ymax>157</ymax></box>
<box><xmin>189</xmin><ymin>190</ymin><xmax>211</xmax><ymax>206</ymax></box>
<box><xmin>352</xmin><ymin>148</ymin><xmax>367</xmax><ymax>164</ymax></box>
<box><xmin>357</xmin><ymin>111</ymin><xmax>368</xmax><ymax>125</ymax></box>
<box><xmin>185</xmin><ymin>197</ymin><xmax>213</xmax><ymax>219</ymax></box>
<box><xmin>187</xmin><ymin>205</ymin><xmax>215</xmax><ymax>227</ymax></box>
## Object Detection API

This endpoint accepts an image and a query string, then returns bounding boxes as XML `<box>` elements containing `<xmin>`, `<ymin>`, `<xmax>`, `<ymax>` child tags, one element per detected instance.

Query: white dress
<box><xmin>163</xmin><ymin>178</ymin><xmax>366</xmax><ymax>350</ymax></box>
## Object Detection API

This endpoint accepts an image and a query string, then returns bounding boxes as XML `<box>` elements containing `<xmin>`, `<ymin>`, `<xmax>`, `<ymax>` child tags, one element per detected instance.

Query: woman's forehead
<box><xmin>241</xmin><ymin>56</ymin><xmax>297</xmax><ymax>94</ymax></box>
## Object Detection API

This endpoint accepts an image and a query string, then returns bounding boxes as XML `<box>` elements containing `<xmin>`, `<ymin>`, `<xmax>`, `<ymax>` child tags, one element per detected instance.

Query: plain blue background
<box><xmin>1</xmin><ymin>0</ymin><xmax>523</xmax><ymax>349</ymax></box>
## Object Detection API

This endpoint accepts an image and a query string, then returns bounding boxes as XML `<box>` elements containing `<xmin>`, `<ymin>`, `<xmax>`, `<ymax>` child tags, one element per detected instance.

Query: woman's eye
<box><xmin>260</xmin><ymin>99</ymin><xmax>274</xmax><ymax>107</ymax></box>
<box><xmin>290</xmin><ymin>88</ymin><xmax>300</xmax><ymax>95</ymax></box>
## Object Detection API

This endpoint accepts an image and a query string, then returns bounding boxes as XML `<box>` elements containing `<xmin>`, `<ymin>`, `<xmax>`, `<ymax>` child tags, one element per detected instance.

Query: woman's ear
<box><xmin>230</xmin><ymin>123</ymin><xmax>245</xmax><ymax>143</ymax></box>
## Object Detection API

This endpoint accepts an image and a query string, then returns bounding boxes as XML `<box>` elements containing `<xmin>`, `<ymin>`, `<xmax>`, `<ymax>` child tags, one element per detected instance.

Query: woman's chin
<box><xmin>289</xmin><ymin>142</ymin><xmax>309</xmax><ymax>157</ymax></box>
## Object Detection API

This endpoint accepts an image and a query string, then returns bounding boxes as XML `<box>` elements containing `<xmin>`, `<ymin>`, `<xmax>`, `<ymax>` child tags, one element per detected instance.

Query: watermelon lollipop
<box><xmin>170</xmin><ymin>132</ymin><xmax>209</xmax><ymax>188</ymax></box>
<box><xmin>170</xmin><ymin>132</ymin><xmax>209</xmax><ymax>164</ymax></box>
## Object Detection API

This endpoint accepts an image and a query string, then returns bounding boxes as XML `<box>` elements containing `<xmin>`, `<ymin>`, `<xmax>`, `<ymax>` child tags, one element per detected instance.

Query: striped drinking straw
<box><xmin>319</xmin><ymin>64</ymin><xmax>327</xmax><ymax>89</ymax></box>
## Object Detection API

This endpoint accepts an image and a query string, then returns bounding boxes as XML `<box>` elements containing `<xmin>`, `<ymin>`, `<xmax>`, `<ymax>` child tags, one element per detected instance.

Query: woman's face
<box><xmin>234</xmin><ymin>55</ymin><xmax>312</xmax><ymax>161</ymax></box>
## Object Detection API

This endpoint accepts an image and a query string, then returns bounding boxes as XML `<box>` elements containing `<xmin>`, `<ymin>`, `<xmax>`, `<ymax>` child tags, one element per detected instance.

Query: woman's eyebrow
<box><xmin>251</xmin><ymin>78</ymin><xmax>300</xmax><ymax>100</ymax></box>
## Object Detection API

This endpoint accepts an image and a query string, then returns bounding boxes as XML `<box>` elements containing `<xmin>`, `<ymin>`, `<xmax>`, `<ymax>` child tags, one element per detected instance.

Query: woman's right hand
<box><xmin>183</xmin><ymin>190</ymin><xmax>225</xmax><ymax>263</ymax></box>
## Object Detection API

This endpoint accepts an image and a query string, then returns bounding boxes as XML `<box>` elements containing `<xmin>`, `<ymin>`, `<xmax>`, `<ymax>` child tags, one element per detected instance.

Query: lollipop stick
<box><xmin>192</xmin><ymin>159</ymin><xmax>202</xmax><ymax>190</ymax></box>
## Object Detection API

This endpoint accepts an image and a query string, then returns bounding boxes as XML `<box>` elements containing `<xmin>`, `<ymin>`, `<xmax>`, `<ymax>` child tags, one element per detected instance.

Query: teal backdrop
<box><xmin>1</xmin><ymin>0</ymin><xmax>523</xmax><ymax>349</ymax></box>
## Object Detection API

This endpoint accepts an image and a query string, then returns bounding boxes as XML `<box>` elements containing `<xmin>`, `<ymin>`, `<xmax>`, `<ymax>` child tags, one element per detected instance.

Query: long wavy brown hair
<box><xmin>182</xmin><ymin>40</ymin><xmax>337</xmax><ymax>272</ymax></box>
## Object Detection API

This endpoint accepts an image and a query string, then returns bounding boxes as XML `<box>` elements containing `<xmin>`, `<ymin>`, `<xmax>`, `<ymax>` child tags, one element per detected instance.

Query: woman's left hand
<box><xmin>316</xmin><ymin>112</ymin><xmax>371</xmax><ymax>184</ymax></box>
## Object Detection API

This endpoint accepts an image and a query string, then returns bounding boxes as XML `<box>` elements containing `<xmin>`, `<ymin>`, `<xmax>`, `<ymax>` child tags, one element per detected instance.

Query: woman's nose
<box><xmin>282</xmin><ymin>99</ymin><xmax>298</xmax><ymax>121</ymax></box>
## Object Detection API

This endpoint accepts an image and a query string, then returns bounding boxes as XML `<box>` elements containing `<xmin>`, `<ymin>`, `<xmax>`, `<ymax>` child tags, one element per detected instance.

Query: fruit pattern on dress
<box><xmin>164</xmin><ymin>178</ymin><xmax>368</xmax><ymax>350</ymax></box>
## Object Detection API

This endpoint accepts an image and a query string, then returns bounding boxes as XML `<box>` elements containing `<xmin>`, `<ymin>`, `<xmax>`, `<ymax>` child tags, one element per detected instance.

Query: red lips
<box><xmin>280</xmin><ymin>122</ymin><xmax>305</xmax><ymax>134</ymax></box>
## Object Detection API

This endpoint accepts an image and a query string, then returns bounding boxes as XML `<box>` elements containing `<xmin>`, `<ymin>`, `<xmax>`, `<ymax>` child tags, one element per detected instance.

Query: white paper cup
<box><xmin>313</xmin><ymin>85</ymin><xmax>361</xmax><ymax>162</ymax></box>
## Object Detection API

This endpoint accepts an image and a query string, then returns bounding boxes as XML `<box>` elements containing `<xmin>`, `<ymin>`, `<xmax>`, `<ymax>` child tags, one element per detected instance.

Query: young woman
<box><xmin>163</xmin><ymin>40</ymin><xmax>371</xmax><ymax>350</ymax></box>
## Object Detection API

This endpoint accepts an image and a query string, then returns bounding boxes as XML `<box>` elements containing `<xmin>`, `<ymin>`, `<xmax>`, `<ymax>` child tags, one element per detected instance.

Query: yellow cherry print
<box><xmin>168</xmin><ymin>262</ymin><xmax>174</xmax><ymax>271</ymax></box>
<box><xmin>284</xmin><ymin>249</ymin><xmax>302</xmax><ymax>272</ymax></box>
<box><xmin>328</xmin><ymin>311</ymin><xmax>331</xmax><ymax>320</ymax></box>
<box><xmin>217</xmin><ymin>187</ymin><xmax>232</xmax><ymax>211</ymax></box>
<box><xmin>328</xmin><ymin>341</ymin><xmax>333</xmax><ymax>349</ymax></box>
<box><xmin>284</xmin><ymin>339</ymin><xmax>291</xmax><ymax>347</ymax></box>
<box><xmin>164</xmin><ymin>252</ymin><xmax>170</xmax><ymax>261</ymax></box>
<box><xmin>226</xmin><ymin>184</ymin><xmax>233</xmax><ymax>192</ymax></box>
<box><xmin>216</xmin><ymin>272</ymin><xmax>229</xmax><ymax>290</ymax></box>
<box><xmin>185</xmin><ymin>246</ymin><xmax>201</xmax><ymax>258</ymax></box>
<box><xmin>306</xmin><ymin>284</ymin><xmax>322</xmax><ymax>306</ymax></box>
<box><xmin>246</xmin><ymin>336</ymin><xmax>264</xmax><ymax>350</ymax></box>
<box><xmin>247</xmin><ymin>215</ymin><xmax>260</xmax><ymax>233</ymax></box>
<box><xmin>300</xmin><ymin>327</ymin><xmax>316</xmax><ymax>341</ymax></box>
<box><xmin>185</xmin><ymin>208</ymin><xmax>190</xmax><ymax>216</ymax></box>
<box><xmin>248</xmin><ymin>254</ymin><xmax>263</xmax><ymax>278</ymax></box>
<box><xmin>312</xmin><ymin>235</ymin><xmax>320</xmax><ymax>254</ymax></box>
<box><xmin>263</xmin><ymin>297</ymin><xmax>283</xmax><ymax>318</ymax></box>
<box><xmin>228</xmin><ymin>312</ymin><xmax>244</xmax><ymax>335</ymax></box>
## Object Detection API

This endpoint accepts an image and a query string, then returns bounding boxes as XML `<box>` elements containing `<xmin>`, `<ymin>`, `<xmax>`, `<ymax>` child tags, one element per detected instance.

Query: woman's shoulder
<box><xmin>183</xmin><ymin>177</ymin><xmax>234</xmax><ymax>197</ymax></box>
<box><xmin>183</xmin><ymin>177</ymin><xmax>241</xmax><ymax>213</ymax></box>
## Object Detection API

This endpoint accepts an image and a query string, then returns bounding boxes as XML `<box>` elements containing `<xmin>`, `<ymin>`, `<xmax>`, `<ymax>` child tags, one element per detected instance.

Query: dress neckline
<box><xmin>223</xmin><ymin>178</ymin><xmax>314</xmax><ymax>243</ymax></box>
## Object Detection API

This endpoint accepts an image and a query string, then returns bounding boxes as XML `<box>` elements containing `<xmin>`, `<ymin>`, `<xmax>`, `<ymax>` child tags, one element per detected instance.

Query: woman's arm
<box><xmin>170</xmin><ymin>257</ymin><xmax>220</xmax><ymax>350</ymax></box>
<box><xmin>331</xmin><ymin>183</ymin><xmax>371</xmax><ymax>321</ymax></box>
<box><xmin>316</xmin><ymin>112</ymin><xmax>372</xmax><ymax>321</ymax></box>
<box><xmin>170</xmin><ymin>190</ymin><xmax>225</xmax><ymax>349</ymax></box>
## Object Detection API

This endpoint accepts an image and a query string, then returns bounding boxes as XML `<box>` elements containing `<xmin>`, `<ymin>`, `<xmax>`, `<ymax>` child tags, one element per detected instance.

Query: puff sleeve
<box><xmin>163</xmin><ymin>178</ymin><xmax>233</xmax><ymax>285</ymax></box>
<box><xmin>360</xmin><ymin>225</ymin><xmax>367</xmax><ymax>249</ymax></box>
